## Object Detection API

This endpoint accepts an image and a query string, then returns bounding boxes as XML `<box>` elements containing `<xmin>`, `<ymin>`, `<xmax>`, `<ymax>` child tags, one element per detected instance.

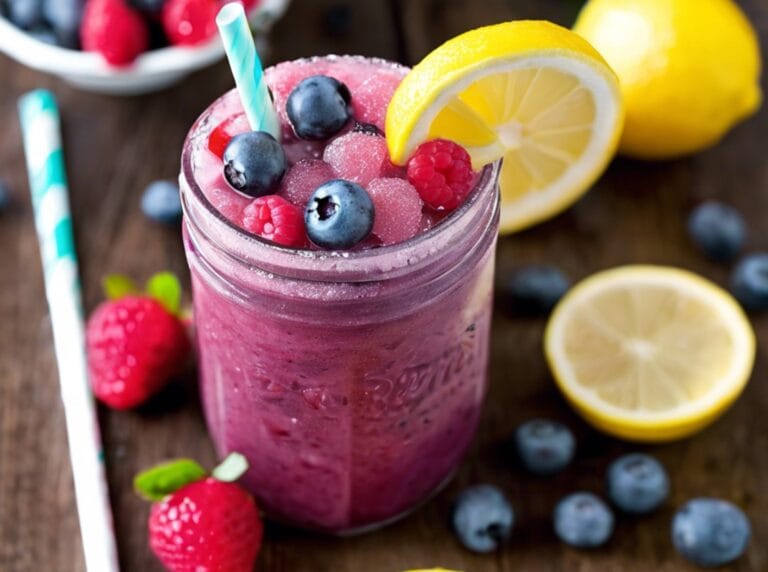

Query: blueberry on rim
<box><xmin>286</xmin><ymin>75</ymin><xmax>352</xmax><ymax>140</ymax></box>
<box><xmin>305</xmin><ymin>179</ymin><xmax>374</xmax><ymax>249</ymax></box>
<box><xmin>223</xmin><ymin>131</ymin><xmax>287</xmax><ymax>198</ymax></box>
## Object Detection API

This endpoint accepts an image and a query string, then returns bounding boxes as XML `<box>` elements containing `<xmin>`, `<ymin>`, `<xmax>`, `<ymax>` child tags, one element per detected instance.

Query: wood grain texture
<box><xmin>1</xmin><ymin>0</ymin><xmax>767</xmax><ymax>570</ymax></box>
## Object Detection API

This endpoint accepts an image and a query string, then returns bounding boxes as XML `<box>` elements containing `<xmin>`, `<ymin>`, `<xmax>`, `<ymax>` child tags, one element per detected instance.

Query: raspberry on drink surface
<box><xmin>241</xmin><ymin>195</ymin><xmax>307</xmax><ymax>248</ymax></box>
<box><xmin>407</xmin><ymin>139</ymin><xmax>476</xmax><ymax>212</ymax></box>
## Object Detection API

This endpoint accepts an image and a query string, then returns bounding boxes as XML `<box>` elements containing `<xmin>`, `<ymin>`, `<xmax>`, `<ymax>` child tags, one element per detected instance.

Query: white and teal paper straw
<box><xmin>18</xmin><ymin>90</ymin><xmax>120</xmax><ymax>572</ymax></box>
<box><xmin>217</xmin><ymin>2</ymin><xmax>281</xmax><ymax>139</ymax></box>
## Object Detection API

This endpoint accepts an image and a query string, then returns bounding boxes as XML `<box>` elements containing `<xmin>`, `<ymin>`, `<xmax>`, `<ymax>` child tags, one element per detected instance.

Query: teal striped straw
<box><xmin>217</xmin><ymin>2</ymin><xmax>281</xmax><ymax>139</ymax></box>
<box><xmin>18</xmin><ymin>90</ymin><xmax>120</xmax><ymax>572</ymax></box>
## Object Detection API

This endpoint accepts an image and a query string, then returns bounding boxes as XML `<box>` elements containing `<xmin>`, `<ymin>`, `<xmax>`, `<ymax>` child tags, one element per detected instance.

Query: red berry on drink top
<box><xmin>208</xmin><ymin>115</ymin><xmax>249</xmax><ymax>159</ymax></box>
<box><xmin>86</xmin><ymin>273</ymin><xmax>190</xmax><ymax>410</ymax></box>
<box><xmin>242</xmin><ymin>195</ymin><xmax>306</xmax><ymax>248</ymax></box>
<box><xmin>406</xmin><ymin>139</ymin><xmax>476</xmax><ymax>211</ymax></box>
<box><xmin>162</xmin><ymin>0</ymin><xmax>218</xmax><ymax>46</ymax></box>
<box><xmin>208</xmin><ymin>124</ymin><xmax>232</xmax><ymax>160</ymax></box>
<box><xmin>136</xmin><ymin>453</ymin><xmax>263</xmax><ymax>572</ymax></box>
<box><xmin>81</xmin><ymin>0</ymin><xmax>149</xmax><ymax>66</ymax></box>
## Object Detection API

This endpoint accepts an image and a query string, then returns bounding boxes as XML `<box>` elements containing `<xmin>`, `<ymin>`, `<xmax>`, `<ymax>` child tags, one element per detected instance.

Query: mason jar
<box><xmin>180</xmin><ymin>56</ymin><xmax>500</xmax><ymax>533</ymax></box>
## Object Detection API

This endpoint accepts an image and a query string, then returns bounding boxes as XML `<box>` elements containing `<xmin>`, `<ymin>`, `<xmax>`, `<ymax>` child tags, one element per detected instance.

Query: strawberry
<box><xmin>162</xmin><ymin>0</ymin><xmax>218</xmax><ymax>46</ymax></box>
<box><xmin>86</xmin><ymin>272</ymin><xmax>190</xmax><ymax>410</ymax></box>
<box><xmin>136</xmin><ymin>453</ymin><xmax>263</xmax><ymax>572</ymax></box>
<box><xmin>81</xmin><ymin>0</ymin><xmax>149</xmax><ymax>66</ymax></box>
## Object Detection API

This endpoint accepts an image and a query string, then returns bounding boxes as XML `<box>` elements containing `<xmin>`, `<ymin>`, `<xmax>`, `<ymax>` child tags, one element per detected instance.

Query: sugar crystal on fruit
<box><xmin>367</xmin><ymin>178</ymin><xmax>423</xmax><ymax>245</ymax></box>
<box><xmin>352</xmin><ymin>71</ymin><xmax>404</xmax><ymax>131</ymax></box>
<box><xmin>280</xmin><ymin>160</ymin><xmax>336</xmax><ymax>208</ymax></box>
<box><xmin>323</xmin><ymin>132</ymin><xmax>392</xmax><ymax>187</ymax></box>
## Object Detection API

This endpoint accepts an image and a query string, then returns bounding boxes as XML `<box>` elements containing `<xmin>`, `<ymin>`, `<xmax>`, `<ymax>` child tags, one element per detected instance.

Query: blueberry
<box><xmin>223</xmin><ymin>131</ymin><xmax>287</xmax><ymax>198</ymax></box>
<box><xmin>606</xmin><ymin>453</ymin><xmax>669</xmax><ymax>514</ymax></box>
<box><xmin>731</xmin><ymin>253</ymin><xmax>768</xmax><ymax>311</ymax></box>
<box><xmin>501</xmin><ymin>265</ymin><xmax>570</xmax><ymax>315</ymax></box>
<box><xmin>515</xmin><ymin>418</ymin><xmax>575</xmax><ymax>476</ymax></box>
<box><xmin>0</xmin><ymin>179</ymin><xmax>11</xmax><ymax>211</ymax></box>
<box><xmin>352</xmin><ymin>121</ymin><xmax>383</xmax><ymax>136</ymax></box>
<box><xmin>43</xmin><ymin>0</ymin><xmax>84</xmax><ymax>48</ymax></box>
<box><xmin>672</xmin><ymin>498</ymin><xmax>750</xmax><ymax>567</ymax></box>
<box><xmin>688</xmin><ymin>201</ymin><xmax>746</xmax><ymax>261</ymax></box>
<box><xmin>286</xmin><ymin>75</ymin><xmax>352</xmax><ymax>140</ymax></box>
<box><xmin>554</xmin><ymin>492</ymin><xmax>614</xmax><ymax>548</ymax></box>
<box><xmin>6</xmin><ymin>0</ymin><xmax>44</xmax><ymax>29</ymax></box>
<box><xmin>305</xmin><ymin>179</ymin><xmax>374</xmax><ymax>249</ymax></box>
<box><xmin>452</xmin><ymin>484</ymin><xmax>514</xmax><ymax>553</ymax></box>
<box><xmin>141</xmin><ymin>180</ymin><xmax>182</xmax><ymax>224</ymax></box>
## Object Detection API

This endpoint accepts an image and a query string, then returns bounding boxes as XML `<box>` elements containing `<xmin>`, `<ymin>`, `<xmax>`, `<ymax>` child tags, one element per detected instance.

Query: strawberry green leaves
<box><xmin>101</xmin><ymin>271</ymin><xmax>183</xmax><ymax>316</ymax></box>
<box><xmin>134</xmin><ymin>459</ymin><xmax>207</xmax><ymax>502</ymax></box>
<box><xmin>135</xmin><ymin>453</ymin><xmax>250</xmax><ymax>501</ymax></box>
<box><xmin>146</xmin><ymin>272</ymin><xmax>181</xmax><ymax>315</ymax></box>
<box><xmin>103</xmin><ymin>274</ymin><xmax>139</xmax><ymax>300</ymax></box>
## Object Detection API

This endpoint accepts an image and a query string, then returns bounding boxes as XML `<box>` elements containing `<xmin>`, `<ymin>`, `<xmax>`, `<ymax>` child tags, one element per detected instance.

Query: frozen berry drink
<box><xmin>180</xmin><ymin>55</ymin><xmax>500</xmax><ymax>532</ymax></box>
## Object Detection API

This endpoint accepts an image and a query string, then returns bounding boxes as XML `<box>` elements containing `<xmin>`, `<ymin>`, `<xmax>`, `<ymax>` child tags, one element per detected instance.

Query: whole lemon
<box><xmin>574</xmin><ymin>0</ymin><xmax>762</xmax><ymax>159</ymax></box>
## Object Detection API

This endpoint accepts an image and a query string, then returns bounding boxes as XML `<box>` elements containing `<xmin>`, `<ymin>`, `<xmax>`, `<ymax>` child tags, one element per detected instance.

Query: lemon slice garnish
<box><xmin>385</xmin><ymin>20</ymin><xmax>623</xmax><ymax>233</ymax></box>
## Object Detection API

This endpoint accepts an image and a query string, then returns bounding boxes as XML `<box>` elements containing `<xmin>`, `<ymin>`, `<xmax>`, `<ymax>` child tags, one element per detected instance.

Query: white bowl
<box><xmin>0</xmin><ymin>0</ymin><xmax>291</xmax><ymax>95</ymax></box>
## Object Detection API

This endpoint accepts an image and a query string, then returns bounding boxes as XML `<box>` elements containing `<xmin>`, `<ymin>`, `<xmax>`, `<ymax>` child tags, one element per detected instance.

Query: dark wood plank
<box><xmin>1</xmin><ymin>0</ymin><xmax>767</xmax><ymax>570</ymax></box>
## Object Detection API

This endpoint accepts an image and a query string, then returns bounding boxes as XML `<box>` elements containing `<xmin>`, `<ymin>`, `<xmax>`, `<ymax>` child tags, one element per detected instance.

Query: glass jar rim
<box><xmin>180</xmin><ymin>55</ymin><xmax>500</xmax><ymax>283</ymax></box>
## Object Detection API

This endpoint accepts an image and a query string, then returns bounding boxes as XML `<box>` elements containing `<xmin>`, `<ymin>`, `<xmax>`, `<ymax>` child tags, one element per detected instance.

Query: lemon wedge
<box><xmin>545</xmin><ymin>266</ymin><xmax>755</xmax><ymax>442</ymax></box>
<box><xmin>385</xmin><ymin>20</ymin><xmax>624</xmax><ymax>233</ymax></box>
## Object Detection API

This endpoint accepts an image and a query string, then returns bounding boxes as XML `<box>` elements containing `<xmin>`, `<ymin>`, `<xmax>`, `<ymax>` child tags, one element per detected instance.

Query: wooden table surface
<box><xmin>2</xmin><ymin>0</ymin><xmax>768</xmax><ymax>570</ymax></box>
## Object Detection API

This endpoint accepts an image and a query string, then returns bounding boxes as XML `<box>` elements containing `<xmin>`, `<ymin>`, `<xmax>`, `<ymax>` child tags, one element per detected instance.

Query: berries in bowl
<box><xmin>0</xmin><ymin>0</ymin><xmax>291</xmax><ymax>94</ymax></box>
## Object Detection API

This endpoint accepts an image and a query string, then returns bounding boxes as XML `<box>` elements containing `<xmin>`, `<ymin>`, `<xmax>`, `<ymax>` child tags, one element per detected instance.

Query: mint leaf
<box><xmin>103</xmin><ymin>274</ymin><xmax>138</xmax><ymax>300</ymax></box>
<box><xmin>134</xmin><ymin>459</ymin><xmax>206</xmax><ymax>501</ymax></box>
<box><xmin>146</xmin><ymin>272</ymin><xmax>181</xmax><ymax>315</ymax></box>
<box><xmin>211</xmin><ymin>452</ymin><xmax>249</xmax><ymax>483</ymax></box>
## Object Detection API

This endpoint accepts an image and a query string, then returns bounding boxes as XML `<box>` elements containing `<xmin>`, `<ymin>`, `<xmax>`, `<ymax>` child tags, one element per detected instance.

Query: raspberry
<box><xmin>149</xmin><ymin>477</ymin><xmax>263</xmax><ymax>572</ymax></box>
<box><xmin>162</xmin><ymin>0</ymin><xmax>217</xmax><ymax>46</ymax></box>
<box><xmin>242</xmin><ymin>195</ymin><xmax>306</xmax><ymax>248</ymax></box>
<box><xmin>406</xmin><ymin>139</ymin><xmax>475</xmax><ymax>211</ymax></box>
<box><xmin>86</xmin><ymin>296</ymin><xmax>190</xmax><ymax>409</ymax></box>
<box><xmin>208</xmin><ymin>114</ymin><xmax>250</xmax><ymax>159</ymax></box>
<box><xmin>80</xmin><ymin>0</ymin><xmax>149</xmax><ymax>67</ymax></box>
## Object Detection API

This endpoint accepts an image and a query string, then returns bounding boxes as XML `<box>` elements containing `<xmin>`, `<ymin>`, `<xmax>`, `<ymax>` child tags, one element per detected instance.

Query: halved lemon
<box><xmin>545</xmin><ymin>266</ymin><xmax>755</xmax><ymax>442</ymax></box>
<box><xmin>385</xmin><ymin>20</ymin><xmax>624</xmax><ymax>233</ymax></box>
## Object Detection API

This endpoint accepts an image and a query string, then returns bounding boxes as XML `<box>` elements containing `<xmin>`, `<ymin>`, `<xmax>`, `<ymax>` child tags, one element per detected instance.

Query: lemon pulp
<box><xmin>386</xmin><ymin>21</ymin><xmax>624</xmax><ymax>234</ymax></box>
<box><xmin>545</xmin><ymin>266</ymin><xmax>755</xmax><ymax>441</ymax></box>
